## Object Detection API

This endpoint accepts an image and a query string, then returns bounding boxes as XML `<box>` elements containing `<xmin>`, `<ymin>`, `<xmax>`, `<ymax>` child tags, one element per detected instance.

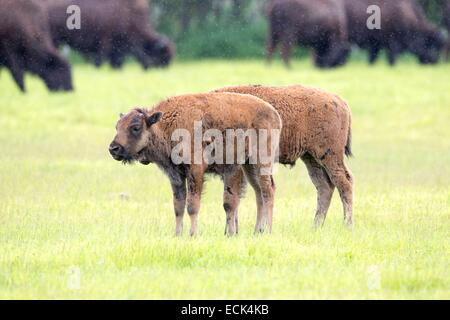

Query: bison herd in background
<box><xmin>0</xmin><ymin>0</ymin><xmax>173</xmax><ymax>92</ymax></box>
<box><xmin>46</xmin><ymin>0</ymin><xmax>174</xmax><ymax>69</ymax></box>
<box><xmin>268</xmin><ymin>0</ymin><xmax>448</xmax><ymax>67</ymax></box>
<box><xmin>1</xmin><ymin>0</ymin><xmax>450</xmax><ymax>92</ymax></box>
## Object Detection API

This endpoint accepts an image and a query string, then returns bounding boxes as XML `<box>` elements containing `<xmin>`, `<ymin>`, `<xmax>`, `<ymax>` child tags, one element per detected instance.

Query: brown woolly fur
<box><xmin>215</xmin><ymin>85</ymin><xmax>354</xmax><ymax>227</ymax></box>
<box><xmin>109</xmin><ymin>92</ymin><xmax>282</xmax><ymax>236</ymax></box>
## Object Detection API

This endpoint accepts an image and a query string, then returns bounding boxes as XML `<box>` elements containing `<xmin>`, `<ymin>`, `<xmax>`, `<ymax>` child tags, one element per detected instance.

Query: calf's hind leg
<box><xmin>259</xmin><ymin>174</ymin><xmax>275</xmax><ymax>233</ymax></box>
<box><xmin>301</xmin><ymin>153</ymin><xmax>335</xmax><ymax>228</ymax></box>
<box><xmin>186</xmin><ymin>165</ymin><xmax>205</xmax><ymax>236</ymax></box>
<box><xmin>243</xmin><ymin>164</ymin><xmax>275</xmax><ymax>234</ymax></box>
<box><xmin>223</xmin><ymin>168</ymin><xmax>243</xmax><ymax>236</ymax></box>
<box><xmin>320</xmin><ymin>155</ymin><xmax>353</xmax><ymax>227</ymax></box>
<box><xmin>243</xmin><ymin>165</ymin><xmax>265</xmax><ymax>233</ymax></box>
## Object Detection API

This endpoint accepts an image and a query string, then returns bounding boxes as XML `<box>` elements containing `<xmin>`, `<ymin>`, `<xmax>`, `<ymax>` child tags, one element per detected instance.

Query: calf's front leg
<box><xmin>170</xmin><ymin>178</ymin><xmax>186</xmax><ymax>236</ymax></box>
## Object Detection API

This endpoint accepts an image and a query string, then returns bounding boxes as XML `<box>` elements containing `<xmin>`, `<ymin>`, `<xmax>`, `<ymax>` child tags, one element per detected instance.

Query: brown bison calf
<box><xmin>215</xmin><ymin>85</ymin><xmax>353</xmax><ymax>227</ymax></box>
<box><xmin>109</xmin><ymin>93</ymin><xmax>282</xmax><ymax>236</ymax></box>
<box><xmin>267</xmin><ymin>0</ymin><xmax>350</xmax><ymax>68</ymax></box>
<box><xmin>0</xmin><ymin>0</ymin><xmax>73</xmax><ymax>92</ymax></box>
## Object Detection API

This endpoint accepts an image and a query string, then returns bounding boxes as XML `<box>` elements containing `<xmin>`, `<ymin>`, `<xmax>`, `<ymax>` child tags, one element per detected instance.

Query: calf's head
<box><xmin>109</xmin><ymin>108</ymin><xmax>163</xmax><ymax>164</ymax></box>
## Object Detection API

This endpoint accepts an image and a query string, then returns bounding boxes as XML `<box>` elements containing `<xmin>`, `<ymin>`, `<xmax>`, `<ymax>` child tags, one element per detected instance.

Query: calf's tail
<box><xmin>345</xmin><ymin>116</ymin><xmax>353</xmax><ymax>158</ymax></box>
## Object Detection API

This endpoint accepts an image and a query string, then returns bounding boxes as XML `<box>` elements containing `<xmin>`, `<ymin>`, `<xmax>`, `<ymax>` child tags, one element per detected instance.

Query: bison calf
<box><xmin>215</xmin><ymin>85</ymin><xmax>354</xmax><ymax>227</ymax></box>
<box><xmin>109</xmin><ymin>93</ymin><xmax>282</xmax><ymax>236</ymax></box>
<box><xmin>0</xmin><ymin>0</ymin><xmax>73</xmax><ymax>92</ymax></box>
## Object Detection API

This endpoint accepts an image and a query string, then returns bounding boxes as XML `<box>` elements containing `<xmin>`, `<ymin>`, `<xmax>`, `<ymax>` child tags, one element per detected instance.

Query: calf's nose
<box><xmin>109</xmin><ymin>142</ymin><xmax>123</xmax><ymax>156</ymax></box>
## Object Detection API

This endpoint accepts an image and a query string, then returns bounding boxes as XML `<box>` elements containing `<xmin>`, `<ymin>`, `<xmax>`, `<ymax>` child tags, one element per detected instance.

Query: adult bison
<box><xmin>45</xmin><ymin>0</ymin><xmax>174</xmax><ymax>69</ymax></box>
<box><xmin>267</xmin><ymin>0</ymin><xmax>350</xmax><ymax>68</ymax></box>
<box><xmin>342</xmin><ymin>0</ymin><xmax>445</xmax><ymax>65</ymax></box>
<box><xmin>215</xmin><ymin>85</ymin><xmax>354</xmax><ymax>228</ymax></box>
<box><xmin>109</xmin><ymin>93</ymin><xmax>282</xmax><ymax>236</ymax></box>
<box><xmin>0</xmin><ymin>0</ymin><xmax>73</xmax><ymax>92</ymax></box>
<box><xmin>443</xmin><ymin>0</ymin><xmax>450</xmax><ymax>61</ymax></box>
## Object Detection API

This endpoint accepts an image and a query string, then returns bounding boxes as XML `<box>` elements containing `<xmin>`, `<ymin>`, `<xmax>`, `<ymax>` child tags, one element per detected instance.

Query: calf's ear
<box><xmin>146</xmin><ymin>112</ymin><xmax>163</xmax><ymax>127</ymax></box>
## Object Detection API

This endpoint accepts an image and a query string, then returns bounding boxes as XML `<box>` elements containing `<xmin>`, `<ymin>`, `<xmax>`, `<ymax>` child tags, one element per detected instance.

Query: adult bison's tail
<box><xmin>345</xmin><ymin>116</ymin><xmax>353</xmax><ymax>158</ymax></box>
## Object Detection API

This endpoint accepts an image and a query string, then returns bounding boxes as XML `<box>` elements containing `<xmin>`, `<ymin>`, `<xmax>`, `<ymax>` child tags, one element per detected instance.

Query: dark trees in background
<box><xmin>418</xmin><ymin>0</ymin><xmax>448</xmax><ymax>23</ymax></box>
<box><xmin>151</xmin><ymin>0</ymin><xmax>266</xmax><ymax>34</ymax></box>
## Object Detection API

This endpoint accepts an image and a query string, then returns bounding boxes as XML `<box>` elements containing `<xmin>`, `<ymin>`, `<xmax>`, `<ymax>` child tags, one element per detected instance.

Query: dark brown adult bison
<box><xmin>215</xmin><ymin>85</ymin><xmax>354</xmax><ymax>228</ymax></box>
<box><xmin>45</xmin><ymin>0</ymin><xmax>174</xmax><ymax>69</ymax></box>
<box><xmin>0</xmin><ymin>0</ymin><xmax>73</xmax><ymax>92</ymax></box>
<box><xmin>443</xmin><ymin>0</ymin><xmax>450</xmax><ymax>61</ymax></box>
<box><xmin>342</xmin><ymin>0</ymin><xmax>445</xmax><ymax>65</ymax></box>
<box><xmin>109</xmin><ymin>93</ymin><xmax>282</xmax><ymax>236</ymax></box>
<box><xmin>267</xmin><ymin>0</ymin><xmax>350</xmax><ymax>68</ymax></box>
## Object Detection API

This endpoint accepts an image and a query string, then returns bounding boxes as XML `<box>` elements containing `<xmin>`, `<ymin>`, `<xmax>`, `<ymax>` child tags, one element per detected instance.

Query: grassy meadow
<box><xmin>0</xmin><ymin>59</ymin><xmax>449</xmax><ymax>299</ymax></box>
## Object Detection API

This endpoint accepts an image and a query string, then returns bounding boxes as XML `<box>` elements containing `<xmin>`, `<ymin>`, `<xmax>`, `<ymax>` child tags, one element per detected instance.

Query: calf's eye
<box><xmin>131</xmin><ymin>127</ymin><xmax>141</xmax><ymax>134</ymax></box>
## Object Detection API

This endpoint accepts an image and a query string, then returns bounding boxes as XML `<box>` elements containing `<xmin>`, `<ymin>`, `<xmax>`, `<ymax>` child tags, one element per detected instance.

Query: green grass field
<box><xmin>0</xmin><ymin>59</ymin><xmax>449</xmax><ymax>299</ymax></box>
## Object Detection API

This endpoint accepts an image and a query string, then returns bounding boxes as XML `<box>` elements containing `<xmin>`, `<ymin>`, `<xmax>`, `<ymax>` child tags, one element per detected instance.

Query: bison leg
<box><xmin>446</xmin><ymin>43</ymin><xmax>450</xmax><ymax>61</ymax></box>
<box><xmin>266</xmin><ymin>31</ymin><xmax>280</xmax><ymax>65</ymax></box>
<box><xmin>301</xmin><ymin>153</ymin><xmax>335</xmax><ymax>228</ymax></box>
<box><xmin>243</xmin><ymin>164</ymin><xmax>275</xmax><ymax>234</ymax></box>
<box><xmin>186</xmin><ymin>165</ymin><xmax>205</xmax><ymax>236</ymax></box>
<box><xmin>170</xmin><ymin>178</ymin><xmax>187</xmax><ymax>236</ymax></box>
<box><xmin>1</xmin><ymin>42</ymin><xmax>25</xmax><ymax>92</ymax></box>
<box><xmin>320</xmin><ymin>156</ymin><xmax>354</xmax><ymax>227</ymax></box>
<box><xmin>95</xmin><ymin>37</ymin><xmax>113</xmax><ymax>68</ymax></box>
<box><xmin>132</xmin><ymin>45</ymin><xmax>152</xmax><ymax>70</ymax></box>
<box><xmin>387</xmin><ymin>40</ymin><xmax>402</xmax><ymax>66</ymax></box>
<box><xmin>242</xmin><ymin>165</ymin><xmax>265</xmax><ymax>233</ymax></box>
<box><xmin>280</xmin><ymin>37</ymin><xmax>294</xmax><ymax>68</ymax></box>
<box><xmin>369</xmin><ymin>45</ymin><xmax>381</xmax><ymax>65</ymax></box>
<box><xmin>223</xmin><ymin>169</ymin><xmax>242</xmax><ymax>236</ymax></box>
<box><xmin>259</xmin><ymin>174</ymin><xmax>275</xmax><ymax>233</ymax></box>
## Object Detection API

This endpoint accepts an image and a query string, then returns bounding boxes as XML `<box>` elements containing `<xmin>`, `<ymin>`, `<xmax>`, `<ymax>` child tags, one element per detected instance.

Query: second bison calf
<box><xmin>109</xmin><ymin>93</ymin><xmax>282</xmax><ymax>236</ymax></box>
<box><xmin>215</xmin><ymin>85</ymin><xmax>354</xmax><ymax>227</ymax></box>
